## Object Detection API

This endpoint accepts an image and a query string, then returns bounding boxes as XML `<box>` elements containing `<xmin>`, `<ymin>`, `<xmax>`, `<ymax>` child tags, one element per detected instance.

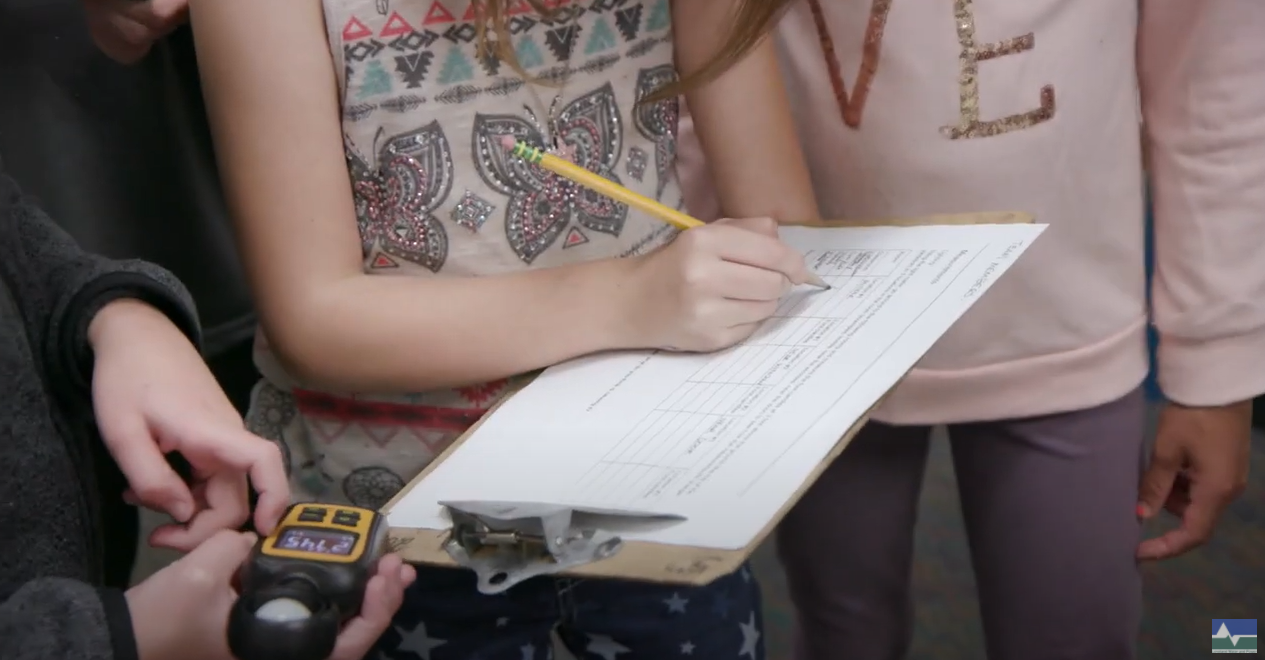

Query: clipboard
<box><xmin>381</xmin><ymin>210</ymin><xmax>1035</xmax><ymax>590</ymax></box>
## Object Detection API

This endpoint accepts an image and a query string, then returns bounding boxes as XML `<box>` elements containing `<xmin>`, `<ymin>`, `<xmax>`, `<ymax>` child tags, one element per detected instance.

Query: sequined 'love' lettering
<box><xmin>941</xmin><ymin>0</ymin><xmax>1056</xmax><ymax>140</ymax></box>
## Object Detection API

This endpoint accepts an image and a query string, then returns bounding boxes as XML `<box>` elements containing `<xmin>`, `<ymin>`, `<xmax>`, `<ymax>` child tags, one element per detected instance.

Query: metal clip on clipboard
<box><xmin>440</xmin><ymin>501</ymin><xmax>686</xmax><ymax>594</ymax></box>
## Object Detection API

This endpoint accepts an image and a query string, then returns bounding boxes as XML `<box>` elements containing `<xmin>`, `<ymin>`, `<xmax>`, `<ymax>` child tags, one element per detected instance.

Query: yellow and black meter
<box><xmin>228</xmin><ymin>503</ymin><xmax>388</xmax><ymax>660</ymax></box>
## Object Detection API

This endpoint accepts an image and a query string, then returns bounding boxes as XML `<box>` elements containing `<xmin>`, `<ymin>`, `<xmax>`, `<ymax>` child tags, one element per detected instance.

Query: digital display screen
<box><xmin>275</xmin><ymin>528</ymin><xmax>357</xmax><ymax>556</ymax></box>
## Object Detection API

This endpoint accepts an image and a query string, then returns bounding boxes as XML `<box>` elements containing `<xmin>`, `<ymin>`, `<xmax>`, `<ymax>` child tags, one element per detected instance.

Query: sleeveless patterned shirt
<box><xmin>245</xmin><ymin>0</ymin><xmax>683</xmax><ymax>509</ymax></box>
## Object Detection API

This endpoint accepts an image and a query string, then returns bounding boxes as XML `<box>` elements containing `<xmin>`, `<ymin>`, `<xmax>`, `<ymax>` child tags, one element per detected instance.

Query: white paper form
<box><xmin>387</xmin><ymin>223</ymin><xmax>1047</xmax><ymax>549</ymax></box>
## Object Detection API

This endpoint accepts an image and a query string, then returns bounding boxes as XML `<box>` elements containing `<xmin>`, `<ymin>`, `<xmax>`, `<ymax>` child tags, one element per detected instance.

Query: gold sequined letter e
<box><xmin>941</xmin><ymin>0</ymin><xmax>1055</xmax><ymax>140</ymax></box>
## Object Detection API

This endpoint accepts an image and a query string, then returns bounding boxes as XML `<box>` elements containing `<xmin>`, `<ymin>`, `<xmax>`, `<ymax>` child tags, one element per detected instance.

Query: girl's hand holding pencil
<box><xmin>618</xmin><ymin>216</ymin><xmax>813</xmax><ymax>352</ymax></box>
<box><xmin>499</xmin><ymin>137</ymin><xmax>820</xmax><ymax>353</ymax></box>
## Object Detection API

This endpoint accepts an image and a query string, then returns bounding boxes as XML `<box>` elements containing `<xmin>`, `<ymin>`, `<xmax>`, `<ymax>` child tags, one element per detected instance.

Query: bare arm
<box><xmin>672</xmin><ymin>1</ymin><xmax>820</xmax><ymax>224</ymax></box>
<box><xmin>188</xmin><ymin>0</ymin><xmax>634</xmax><ymax>394</ymax></box>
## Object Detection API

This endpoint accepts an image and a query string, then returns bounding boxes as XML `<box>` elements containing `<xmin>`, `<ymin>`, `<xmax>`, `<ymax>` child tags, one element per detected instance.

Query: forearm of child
<box><xmin>672</xmin><ymin>1</ymin><xmax>820</xmax><ymax>225</ymax></box>
<box><xmin>1139</xmin><ymin>0</ymin><xmax>1265</xmax><ymax>406</ymax></box>
<box><xmin>0</xmin><ymin>157</ymin><xmax>200</xmax><ymax>397</ymax></box>
<box><xmin>260</xmin><ymin>261</ymin><xmax>636</xmax><ymax>393</ymax></box>
<box><xmin>190</xmin><ymin>0</ymin><xmax>640</xmax><ymax>394</ymax></box>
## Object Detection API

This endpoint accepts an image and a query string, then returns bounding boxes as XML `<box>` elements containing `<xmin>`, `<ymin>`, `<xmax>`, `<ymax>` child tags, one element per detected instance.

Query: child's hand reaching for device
<box><xmin>125</xmin><ymin>530</ymin><xmax>416</xmax><ymax>660</ymax></box>
<box><xmin>619</xmin><ymin>216</ymin><xmax>809</xmax><ymax>352</ymax></box>
<box><xmin>88</xmin><ymin>299</ymin><xmax>290</xmax><ymax>550</ymax></box>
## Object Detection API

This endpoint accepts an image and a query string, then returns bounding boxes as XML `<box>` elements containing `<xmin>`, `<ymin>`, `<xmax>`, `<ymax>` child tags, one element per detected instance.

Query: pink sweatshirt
<box><xmin>677</xmin><ymin>0</ymin><xmax>1265</xmax><ymax>425</ymax></box>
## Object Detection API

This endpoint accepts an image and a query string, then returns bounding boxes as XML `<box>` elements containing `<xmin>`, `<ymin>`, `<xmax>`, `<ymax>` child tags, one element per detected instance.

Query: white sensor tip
<box><xmin>255</xmin><ymin>598</ymin><xmax>312</xmax><ymax>623</ymax></box>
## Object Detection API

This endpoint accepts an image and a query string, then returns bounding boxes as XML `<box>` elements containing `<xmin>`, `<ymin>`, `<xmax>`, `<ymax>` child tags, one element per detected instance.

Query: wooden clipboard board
<box><xmin>382</xmin><ymin>210</ymin><xmax>1034</xmax><ymax>587</ymax></box>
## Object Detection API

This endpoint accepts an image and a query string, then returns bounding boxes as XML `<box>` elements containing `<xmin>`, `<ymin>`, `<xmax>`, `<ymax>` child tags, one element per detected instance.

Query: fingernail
<box><xmin>1135</xmin><ymin>504</ymin><xmax>1148</xmax><ymax>519</ymax></box>
<box><xmin>174</xmin><ymin>502</ymin><xmax>194</xmax><ymax>523</ymax></box>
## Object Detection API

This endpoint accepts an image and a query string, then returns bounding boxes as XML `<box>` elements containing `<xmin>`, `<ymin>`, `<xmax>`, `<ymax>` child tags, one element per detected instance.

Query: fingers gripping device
<box><xmin>228</xmin><ymin>504</ymin><xmax>387</xmax><ymax>660</ymax></box>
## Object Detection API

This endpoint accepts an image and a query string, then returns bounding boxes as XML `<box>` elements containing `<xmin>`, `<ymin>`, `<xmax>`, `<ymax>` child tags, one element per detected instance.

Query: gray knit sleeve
<box><xmin>0</xmin><ymin>578</ymin><xmax>138</xmax><ymax>660</ymax></box>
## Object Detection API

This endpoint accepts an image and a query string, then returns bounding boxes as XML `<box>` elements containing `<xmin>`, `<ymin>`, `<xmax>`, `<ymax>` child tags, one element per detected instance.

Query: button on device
<box><xmin>332</xmin><ymin>510</ymin><xmax>362</xmax><ymax>527</ymax></box>
<box><xmin>299</xmin><ymin>507</ymin><xmax>328</xmax><ymax>523</ymax></box>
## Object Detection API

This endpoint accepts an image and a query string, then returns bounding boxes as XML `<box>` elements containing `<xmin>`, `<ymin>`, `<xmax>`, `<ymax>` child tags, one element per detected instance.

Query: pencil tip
<box><xmin>805</xmin><ymin>273</ymin><xmax>831</xmax><ymax>290</ymax></box>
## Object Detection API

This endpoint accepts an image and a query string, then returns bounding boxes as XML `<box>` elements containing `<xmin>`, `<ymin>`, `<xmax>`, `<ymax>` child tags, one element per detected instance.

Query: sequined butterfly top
<box><xmin>246</xmin><ymin>0</ymin><xmax>684</xmax><ymax>509</ymax></box>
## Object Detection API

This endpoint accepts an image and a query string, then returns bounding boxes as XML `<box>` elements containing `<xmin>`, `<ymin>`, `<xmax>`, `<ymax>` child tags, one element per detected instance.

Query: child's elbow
<box><xmin>257</xmin><ymin>305</ymin><xmax>352</xmax><ymax>391</ymax></box>
<box><xmin>264</xmin><ymin>327</ymin><xmax>336</xmax><ymax>389</ymax></box>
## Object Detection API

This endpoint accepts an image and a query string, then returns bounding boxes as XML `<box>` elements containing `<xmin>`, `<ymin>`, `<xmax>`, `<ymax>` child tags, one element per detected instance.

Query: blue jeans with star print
<box><xmin>369</xmin><ymin>562</ymin><xmax>765</xmax><ymax>660</ymax></box>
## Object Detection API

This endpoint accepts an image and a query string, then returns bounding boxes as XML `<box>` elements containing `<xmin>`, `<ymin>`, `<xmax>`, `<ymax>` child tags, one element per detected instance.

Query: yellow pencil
<box><xmin>498</xmin><ymin>136</ymin><xmax>829</xmax><ymax>289</ymax></box>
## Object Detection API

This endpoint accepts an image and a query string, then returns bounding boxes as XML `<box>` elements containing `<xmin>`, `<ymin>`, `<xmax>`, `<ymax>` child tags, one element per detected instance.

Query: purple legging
<box><xmin>777</xmin><ymin>388</ymin><xmax>1146</xmax><ymax>660</ymax></box>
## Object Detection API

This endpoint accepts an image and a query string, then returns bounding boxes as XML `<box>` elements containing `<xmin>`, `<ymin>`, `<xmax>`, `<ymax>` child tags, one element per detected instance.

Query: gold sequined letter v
<box><xmin>942</xmin><ymin>0</ymin><xmax>1055</xmax><ymax>139</ymax></box>
<box><xmin>808</xmin><ymin>0</ymin><xmax>893</xmax><ymax>129</ymax></box>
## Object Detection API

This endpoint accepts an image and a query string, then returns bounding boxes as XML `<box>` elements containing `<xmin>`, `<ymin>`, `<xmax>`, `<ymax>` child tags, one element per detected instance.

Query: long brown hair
<box><xmin>472</xmin><ymin>0</ymin><xmax>793</xmax><ymax>102</ymax></box>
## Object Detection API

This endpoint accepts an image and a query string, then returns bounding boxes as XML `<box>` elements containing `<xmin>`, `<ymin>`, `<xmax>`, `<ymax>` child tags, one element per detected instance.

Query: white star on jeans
<box><xmin>738</xmin><ymin>612</ymin><xmax>760</xmax><ymax>659</ymax></box>
<box><xmin>664</xmin><ymin>592</ymin><xmax>689</xmax><ymax>614</ymax></box>
<box><xmin>680</xmin><ymin>641</ymin><xmax>696</xmax><ymax>655</ymax></box>
<box><xmin>395</xmin><ymin>621</ymin><xmax>446</xmax><ymax>660</ymax></box>
<box><xmin>586</xmin><ymin>634</ymin><xmax>630</xmax><ymax>660</ymax></box>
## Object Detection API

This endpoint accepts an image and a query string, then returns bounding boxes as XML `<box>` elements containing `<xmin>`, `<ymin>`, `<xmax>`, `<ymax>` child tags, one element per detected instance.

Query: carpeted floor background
<box><xmin>135</xmin><ymin>408</ymin><xmax>1265</xmax><ymax>659</ymax></box>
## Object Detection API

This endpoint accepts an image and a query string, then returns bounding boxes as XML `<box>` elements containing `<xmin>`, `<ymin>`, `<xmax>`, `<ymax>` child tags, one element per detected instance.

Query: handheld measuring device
<box><xmin>228</xmin><ymin>503</ymin><xmax>388</xmax><ymax>660</ymax></box>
